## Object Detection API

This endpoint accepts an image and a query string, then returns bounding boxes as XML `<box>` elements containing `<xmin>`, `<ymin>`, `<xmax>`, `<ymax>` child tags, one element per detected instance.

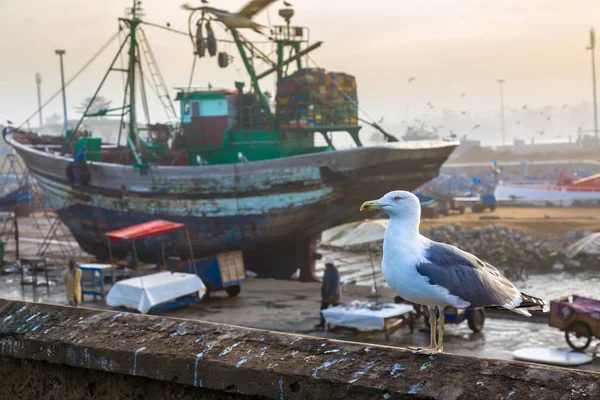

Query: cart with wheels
<box><xmin>183</xmin><ymin>251</ymin><xmax>246</xmax><ymax>299</ymax></box>
<box><xmin>550</xmin><ymin>295</ymin><xmax>600</xmax><ymax>352</ymax></box>
<box><xmin>423</xmin><ymin>306</ymin><xmax>485</xmax><ymax>333</ymax></box>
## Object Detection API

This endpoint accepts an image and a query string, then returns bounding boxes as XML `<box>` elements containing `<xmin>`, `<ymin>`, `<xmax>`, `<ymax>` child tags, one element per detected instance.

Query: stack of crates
<box><xmin>276</xmin><ymin>68</ymin><xmax>358</xmax><ymax>128</ymax></box>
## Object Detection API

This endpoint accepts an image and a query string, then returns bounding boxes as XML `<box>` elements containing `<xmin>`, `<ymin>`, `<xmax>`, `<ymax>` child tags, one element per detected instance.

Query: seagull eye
<box><xmin>394</xmin><ymin>196</ymin><xmax>402</xmax><ymax>201</ymax></box>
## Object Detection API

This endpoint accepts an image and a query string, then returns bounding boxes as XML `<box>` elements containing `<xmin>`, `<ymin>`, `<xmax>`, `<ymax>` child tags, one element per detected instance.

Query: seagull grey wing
<box><xmin>416</xmin><ymin>242</ymin><xmax>521</xmax><ymax>309</ymax></box>
<box><xmin>237</xmin><ymin>0</ymin><xmax>278</xmax><ymax>18</ymax></box>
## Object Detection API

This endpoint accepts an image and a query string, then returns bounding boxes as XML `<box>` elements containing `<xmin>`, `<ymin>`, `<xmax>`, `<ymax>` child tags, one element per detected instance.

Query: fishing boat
<box><xmin>494</xmin><ymin>173</ymin><xmax>600</xmax><ymax>206</ymax></box>
<box><xmin>5</xmin><ymin>1</ymin><xmax>457</xmax><ymax>279</ymax></box>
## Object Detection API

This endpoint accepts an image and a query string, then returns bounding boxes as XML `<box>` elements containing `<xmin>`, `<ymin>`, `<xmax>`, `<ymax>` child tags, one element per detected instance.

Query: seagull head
<box><xmin>360</xmin><ymin>190</ymin><xmax>420</xmax><ymax>219</ymax></box>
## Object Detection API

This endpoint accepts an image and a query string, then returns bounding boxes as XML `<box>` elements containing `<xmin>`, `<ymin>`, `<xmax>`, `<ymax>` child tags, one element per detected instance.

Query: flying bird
<box><xmin>516</xmin><ymin>121</ymin><xmax>520</xmax><ymax>125</ymax></box>
<box><xmin>472</xmin><ymin>124</ymin><xmax>480</xmax><ymax>130</ymax></box>
<box><xmin>547</xmin><ymin>117</ymin><xmax>551</xmax><ymax>121</ymax></box>
<box><xmin>461</xmin><ymin>111</ymin><xmax>467</xmax><ymax>115</ymax></box>
<box><xmin>378</xmin><ymin>116</ymin><xmax>385</xmax><ymax>124</ymax></box>
<box><xmin>538</xmin><ymin>131</ymin><xmax>544</xmax><ymax>135</ymax></box>
<box><xmin>408</xmin><ymin>77</ymin><xmax>416</xmax><ymax>83</ymax></box>
<box><xmin>283</xmin><ymin>0</ymin><xmax>292</xmax><ymax>6</ymax></box>
<box><xmin>360</xmin><ymin>191</ymin><xmax>545</xmax><ymax>353</ymax></box>
<box><xmin>561</xmin><ymin>104</ymin><xmax>568</xmax><ymax>110</ymax></box>
<box><xmin>460</xmin><ymin>93</ymin><xmax>467</xmax><ymax>97</ymax></box>
<box><xmin>166</xmin><ymin>22</ymin><xmax>171</xmax><ymax>27</ymax></box>
<box><xmin>522</xmin><ymin>105</ymin><xmax>527</xmax><ymax>110</ymax></box>
<box><xmin>6</xmin><ymin>120</ymin><xmax>13</xmax><ymax>125</ymax></box>
<box><xmin>181</xmin><ymin>0</ymin><xmax>277</xmax><ymax>33</ymax></box>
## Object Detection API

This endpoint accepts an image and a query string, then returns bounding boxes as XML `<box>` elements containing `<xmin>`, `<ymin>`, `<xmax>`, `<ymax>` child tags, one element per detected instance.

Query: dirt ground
<box><xmin>420</xmin><ymin>207</ymin><xmax>600</xmax><ymax>235</ymax></box>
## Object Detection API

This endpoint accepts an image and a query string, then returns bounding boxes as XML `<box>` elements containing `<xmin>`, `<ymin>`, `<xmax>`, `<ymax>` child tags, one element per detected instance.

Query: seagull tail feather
<box><xmin>509</xmin><ymin>293</ymin><xmax>545</xmax><ymax>317</ymax></box>
<box><xmin>519</xmin><ymin>293</ymin><xmax>546</xmax><ymax>310</ymax></box>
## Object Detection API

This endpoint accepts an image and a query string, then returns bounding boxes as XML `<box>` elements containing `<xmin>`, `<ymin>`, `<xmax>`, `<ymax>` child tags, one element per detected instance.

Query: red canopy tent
<box><xmin>106</xmin><ymin>220</ymin><xmax>187</xmax><ymax>243</ymax></box>
<box><xmin>105</xmin><ymin>220</ymin><xmax>194</xmax><ymax>269</ymax></box>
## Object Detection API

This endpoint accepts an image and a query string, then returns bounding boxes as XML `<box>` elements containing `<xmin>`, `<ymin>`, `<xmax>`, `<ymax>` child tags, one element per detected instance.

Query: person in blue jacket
<box><xmin>73</xmin><ymin>147</ymin><xmax>87</xmax><ymax>184</ymax></box>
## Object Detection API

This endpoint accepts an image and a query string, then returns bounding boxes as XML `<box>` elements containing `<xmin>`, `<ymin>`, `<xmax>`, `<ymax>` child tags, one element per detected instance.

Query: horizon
<box><xmin>1</xmin><ymin>0</ymin><xmax>599</xmax><ymax>145</ymax></box>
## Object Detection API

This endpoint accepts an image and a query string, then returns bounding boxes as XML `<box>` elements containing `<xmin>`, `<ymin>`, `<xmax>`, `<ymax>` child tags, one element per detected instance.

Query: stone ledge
<box><xmin>0</xmin><ymin>299</ymin><xmax>599</xmax><ymax>399</ymax></box>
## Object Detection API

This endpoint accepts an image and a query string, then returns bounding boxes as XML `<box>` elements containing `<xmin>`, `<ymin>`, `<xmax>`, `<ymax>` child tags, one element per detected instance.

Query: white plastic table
<box><xmin>321</xmin><ymin>303</ymin><xmax>415</xmax><ymax>340</ymax></box>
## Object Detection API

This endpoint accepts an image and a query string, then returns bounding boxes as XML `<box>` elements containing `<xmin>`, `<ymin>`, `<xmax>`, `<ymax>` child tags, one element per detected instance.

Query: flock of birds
<box><xmin>404</xmin><ymin>77</ymin><xmax>575</xmax><ymax>140</ymax></box>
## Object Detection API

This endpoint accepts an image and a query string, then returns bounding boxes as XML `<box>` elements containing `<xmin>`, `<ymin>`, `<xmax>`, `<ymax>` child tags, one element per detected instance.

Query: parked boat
<box><xmin>5</xmin><ymin>1</ymin><xmax>457</xmax><ymax>279</ymax></box>
<box><xmin>494</xmin><ymin>173</ymin><xmax>600</xmax><ymax>206</ymax></box>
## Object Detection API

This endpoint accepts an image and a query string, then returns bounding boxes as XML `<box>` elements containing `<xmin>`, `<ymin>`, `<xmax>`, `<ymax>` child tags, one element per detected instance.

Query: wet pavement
<box><xmin>1</xmin><ymin>266</ymin><xmax>599</xmax><ymax>372</ymax></box>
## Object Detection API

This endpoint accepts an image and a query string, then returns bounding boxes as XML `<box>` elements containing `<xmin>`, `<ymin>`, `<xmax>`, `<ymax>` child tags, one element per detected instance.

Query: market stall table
<box><xmin>321</xmin><ymin>302</ymin><xmax>415</xmax><ymax>340</ymax></box>
<box><xmin>106</xmin><ymin>271</ymin><xmax>206</xmax><ymax>314</ymax></box>
<box><xmin>79</xmin><ymin>263</ymin><xmax>116</xmax><ymax>301</ymax></box>
<box><xmin>19</xmin><ymin>257</ymin><xmax>49</xmax><ymax>288</ymax></box>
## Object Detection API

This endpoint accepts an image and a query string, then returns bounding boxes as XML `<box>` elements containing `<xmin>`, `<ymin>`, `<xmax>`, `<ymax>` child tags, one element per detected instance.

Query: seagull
<box><xmin>196</xmin><ymin>155</ymin><xmax>208</xmax><ymax>165</ymax></box>
<box><xmin>360</xmin><ymin>191</ymin><xmax>545</xmax><ymax>353</ymax></box>
<box><xmin>472</xmin><ymin>124</ymin><xmax>480</xmax><ymax>130</ymax></box>
<box><xmin>408</xmin><ymin>77</ymin><xmax>416</xmax><ymax>83</ymax></box>
<box><xmin>238</xmin><ymin>152</ymin><xmax>249</xmax><ymax>162</ymax></box>
<box><xmin>181</xmin><ymin>0</ymin><xmax>277</xmax><ymax>33</ymax></box>
<box><xmin>283</xmin><ymin>0</ymin><xmax>292</xmax><ymax>6</ymax></box>
<box><xmin>6</xmin><ymin>120</ymin><xmax>13</xmax><ymax>125</ymax></box>
<box><xmin>460</xmin><ymin>93</ymin><xmax>467</xmax><ymax>97</ymax></box>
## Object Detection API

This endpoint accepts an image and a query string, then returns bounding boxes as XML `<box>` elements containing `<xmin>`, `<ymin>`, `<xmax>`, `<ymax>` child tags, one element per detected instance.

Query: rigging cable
<box><xmin>187</xmin><ymin>55</ymin><xmax>197</xmax><ymax>92</ymax></box>
<box><xmin>14</xmin><ymin>31</ymin><xmax>120</xmax><ymax>132</ymax></box>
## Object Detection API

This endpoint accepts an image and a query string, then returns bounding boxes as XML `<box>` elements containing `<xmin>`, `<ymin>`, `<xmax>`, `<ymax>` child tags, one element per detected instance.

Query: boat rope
<box><xmin>14</xmin><ymin>31</ymin><xmax>120</xmax><ymax>132</ymax></box>
<box><xmin>187</xmin><ymin>56</ymin><xmax>197</xmax><ymax>92</ymax></box>
<box><xmin>135</xmin><ymin>42</ymin><xmax>152</xmax><ymax>126</ymax></box>
<box><xmin>118</xmin><ymin>23</ymin><xmax>127</xmax><ymax>90</ymax></box>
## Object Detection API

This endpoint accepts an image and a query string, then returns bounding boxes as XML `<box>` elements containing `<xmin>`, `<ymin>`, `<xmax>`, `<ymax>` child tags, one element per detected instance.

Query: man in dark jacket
<box><xmin>315</xmin><ymin>258</ymin><xmax>341</xmax><ymax>329</ymax></box>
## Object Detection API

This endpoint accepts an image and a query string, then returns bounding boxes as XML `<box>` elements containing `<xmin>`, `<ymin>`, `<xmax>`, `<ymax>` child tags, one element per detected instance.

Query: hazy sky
<box><xmin>1</xmin><ymin>0</ymin><xmax>599</xmax><ymax>144</ymax></box>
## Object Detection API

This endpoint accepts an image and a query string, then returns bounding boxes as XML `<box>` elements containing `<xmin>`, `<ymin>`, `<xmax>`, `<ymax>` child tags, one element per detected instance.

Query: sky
<box><xmin>0</xmin><ymin>0</ymin><xmax>599</xmax><ymax>145</ymax></box>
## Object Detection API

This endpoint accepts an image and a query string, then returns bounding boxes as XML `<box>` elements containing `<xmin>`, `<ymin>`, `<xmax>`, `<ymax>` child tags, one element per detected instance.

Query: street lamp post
<box><xmin>55</xmin><ymin>49</ymin><xmax>68</xmax><ymax>136</ymax></box>
<box><xmin>498</xmin><ymin>79</ymin><xmax>505</xmax><ymax>147</ymax></box>
<box><xmin>35</xmin><ymin>73</ymin><xmax>43</xmax><ymax>129</ymax></box>
<box><xmin>587</xmin><ymin>28</ymin><xmax>599</xmax><ymax>148</ymax></box>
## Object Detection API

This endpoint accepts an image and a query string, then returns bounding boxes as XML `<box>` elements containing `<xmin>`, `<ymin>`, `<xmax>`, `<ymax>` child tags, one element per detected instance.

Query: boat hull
<box><xmin>494</xmin><ymin>182</ymin><xmax>600</xmax><ymax>206</ymax></box>
<box><xmin>8</xmin><ymin>135</ymin><xmax>457</xmax><ymax>278</ymax></box>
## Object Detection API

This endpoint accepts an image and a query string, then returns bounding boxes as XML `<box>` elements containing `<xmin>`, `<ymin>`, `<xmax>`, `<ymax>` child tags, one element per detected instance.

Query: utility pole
<box><xmin>35</xmin><ymin>73</ymin><xmax>43</xmax><ymax>129</ymax></box>
<box><xmin>498</xmin><ymin>79</ymin><xmax>505</xmax><ymax>147</ymax></box>
<box><xmin>55</xmin><ymin>49</ymin><xmax>68</xmax><ymax>136</ymax></box>
<box><xmin>587</xmin><ymin>28</ymin><xmax>599</xmax><ymax>148</ymax></box>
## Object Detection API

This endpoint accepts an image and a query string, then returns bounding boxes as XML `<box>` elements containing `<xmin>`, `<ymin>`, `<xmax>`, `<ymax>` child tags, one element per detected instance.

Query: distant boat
<box><xmin>494</xmin><ymin>173</ymin><xmax>600</xmax><ymax>206</ymax></box>
<box><xmin>402</xmin><ymin>124</ymin><xmax>439</xmax><ymax>141</ymax></box>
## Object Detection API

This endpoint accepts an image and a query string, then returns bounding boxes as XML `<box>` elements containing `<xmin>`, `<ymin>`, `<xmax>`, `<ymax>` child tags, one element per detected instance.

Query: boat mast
<box><xmin>127</xmin><ymin>0</ymin><xmax>140</xmax><ymax>150</ymax></box>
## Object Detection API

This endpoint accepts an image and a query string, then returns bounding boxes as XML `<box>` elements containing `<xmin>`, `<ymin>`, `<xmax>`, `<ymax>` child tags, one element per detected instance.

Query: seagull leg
<box><xmin>428</xmin><ymin>306</ymin><xmax>438</xmax><ymax>349</ymax></box>
<box><xmin>436</xmin><ymin>306</ymin><xmax>446</xmax><ymax>353</ymax></box>
<box><xmin>408</xmin><ymin>306</ymin><xmax>438</xmax><ymax>354</ymax></box>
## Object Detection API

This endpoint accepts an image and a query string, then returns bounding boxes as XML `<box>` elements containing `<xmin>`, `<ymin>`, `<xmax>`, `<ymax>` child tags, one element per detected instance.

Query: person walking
<box><xmin>315</xmin><ymin>258</ymin><xmax>341</xmax><ymax>329</ymax></box>
<box><xmin>62</xmin><ymin>260</ymin><xmax>82</xmax><ymax>307</ymax></box>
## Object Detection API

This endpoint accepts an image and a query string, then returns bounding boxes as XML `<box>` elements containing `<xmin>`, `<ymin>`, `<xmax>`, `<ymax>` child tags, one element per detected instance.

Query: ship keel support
<box><xmin>243</xmin><ymin>236</ymin><xmax>319</xmax><ymax>282</ymax></box>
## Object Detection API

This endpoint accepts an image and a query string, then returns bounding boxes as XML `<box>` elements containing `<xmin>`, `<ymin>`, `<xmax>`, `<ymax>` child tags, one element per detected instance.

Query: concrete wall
<box><xmin>1</xmin><ymin>299</ymin><xmax>599</xmax><ymax>399</ymax></box>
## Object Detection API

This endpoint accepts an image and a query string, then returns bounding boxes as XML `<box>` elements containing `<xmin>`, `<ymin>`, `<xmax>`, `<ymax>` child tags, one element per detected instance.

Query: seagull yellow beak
<box><xmin>360</xmin><ymin>200</ymin><xmax>381</xmax><ymax>211</ymax></box>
